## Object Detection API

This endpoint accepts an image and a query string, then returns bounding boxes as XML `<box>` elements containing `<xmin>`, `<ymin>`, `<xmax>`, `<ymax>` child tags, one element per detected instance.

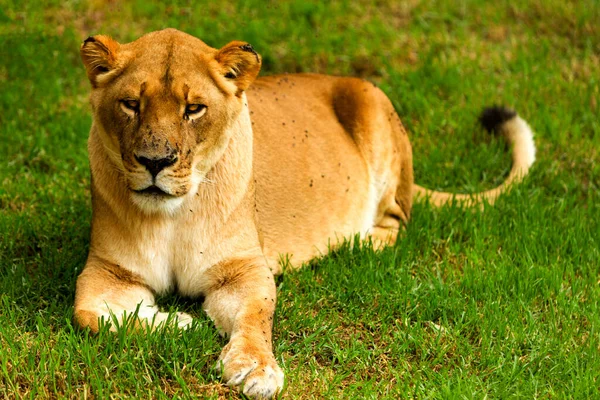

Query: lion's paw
<box><xmin>217</xmin><ymin>340</ymin><xmax>284</xmax><ymax>399</ymax></box>
<box><xmin>173</xmin><ymin>311</ymin><xmax>194</xmax><ymax>329</ymax></box>
<box><xmin>135</xmin><ymin>307</ymin><xmax>194</xmax><ymax>330</ymax></box>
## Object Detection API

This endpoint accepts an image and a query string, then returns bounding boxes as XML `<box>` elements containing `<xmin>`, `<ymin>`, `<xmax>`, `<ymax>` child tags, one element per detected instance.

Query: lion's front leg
<box><xmin>202</xmin><ymin>257</ymin><xmax>284</xmax><ymax>398</ymax></box>
<box><xmin>74</xmin><ymin>257</ymin><xmax>193</xmax><ymax>332</ymax></box>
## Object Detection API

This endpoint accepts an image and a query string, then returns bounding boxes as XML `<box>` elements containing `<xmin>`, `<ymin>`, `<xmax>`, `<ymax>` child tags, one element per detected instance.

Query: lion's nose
<box><xmin>135</xmin><ymin>153</ymin><xmax>178</xmax><ymax>178</ymax></box>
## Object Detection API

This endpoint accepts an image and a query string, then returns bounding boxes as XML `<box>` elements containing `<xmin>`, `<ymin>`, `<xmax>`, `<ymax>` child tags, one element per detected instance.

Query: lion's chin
<box><xmin>130</xmin><ymin>190</ymin><xmax>186</xmax><ymax>215</ymax></box>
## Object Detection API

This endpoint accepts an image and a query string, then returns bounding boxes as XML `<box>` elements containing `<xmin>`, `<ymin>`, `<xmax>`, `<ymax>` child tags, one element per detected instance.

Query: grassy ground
<box><xmin>1</xmin><ymin>0</ymin><xmax>599</xmax><ymax>398</ymax></box>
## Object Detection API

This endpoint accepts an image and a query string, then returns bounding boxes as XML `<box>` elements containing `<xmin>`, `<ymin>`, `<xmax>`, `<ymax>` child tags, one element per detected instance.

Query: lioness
<box><xmin>75</xmin><ymin>29</ymin><xmax>535</xmax><ymax>398</ymax></box>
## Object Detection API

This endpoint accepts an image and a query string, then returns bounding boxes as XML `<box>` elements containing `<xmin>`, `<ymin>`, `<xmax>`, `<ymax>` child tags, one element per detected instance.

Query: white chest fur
<box><xmin>108</xmin><ymin>211</ymin><xmax>223</xmax><ymax>297</ymax></box>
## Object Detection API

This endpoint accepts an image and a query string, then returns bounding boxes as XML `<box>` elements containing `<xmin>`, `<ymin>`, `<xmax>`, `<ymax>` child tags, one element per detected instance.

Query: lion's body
<box><xmin>250</xmin><ymin>74</ymin><xmax>412</xmax><ymax>268</ymax></box>
<box><xmin>74</xmin><ymin>29</ymin><xmax>535</xmax><ymax>398</ymax></box>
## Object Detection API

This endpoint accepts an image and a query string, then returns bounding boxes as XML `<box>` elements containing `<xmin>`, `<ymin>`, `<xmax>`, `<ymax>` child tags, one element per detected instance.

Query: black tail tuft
<box><xmin>479</xmin><ymin>106</ymin><xmax>517</xmax><ymax>134</ymax></box>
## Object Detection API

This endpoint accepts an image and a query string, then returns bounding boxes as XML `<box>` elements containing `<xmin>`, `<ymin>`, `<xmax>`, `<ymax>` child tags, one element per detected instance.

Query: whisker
<box><xmin>200</xmin><ymin>176</ymin><xmax>216</xmax><ymax>185</ymax></box>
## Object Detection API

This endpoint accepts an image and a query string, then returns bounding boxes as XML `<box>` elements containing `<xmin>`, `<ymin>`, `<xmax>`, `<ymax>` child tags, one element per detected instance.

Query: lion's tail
<box><xmin>413</xmin><ymin>106</ymin><xmax>536</xmax><ymax>207</ymax></box>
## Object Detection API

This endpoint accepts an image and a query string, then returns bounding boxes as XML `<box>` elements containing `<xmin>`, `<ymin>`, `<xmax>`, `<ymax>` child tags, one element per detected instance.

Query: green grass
<box><xmin>1</xmin><ymin>0</ymin><xmax>599</xmax><ymax>398</ymax></box>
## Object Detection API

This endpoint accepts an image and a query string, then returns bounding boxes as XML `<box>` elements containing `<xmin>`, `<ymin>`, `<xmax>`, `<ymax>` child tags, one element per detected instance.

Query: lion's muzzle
<box><xmin>133</xmin><ymin>185</ymin><xmax>176</xmax><ymax>197</ymax></box>
<box><xmin>134</xmin><ymin>153</ymin><xmax>178</xmax><ymax>178</ymax></box>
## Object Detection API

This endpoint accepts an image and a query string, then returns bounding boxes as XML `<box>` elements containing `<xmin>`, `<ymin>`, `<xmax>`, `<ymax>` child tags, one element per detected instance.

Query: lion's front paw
<box><xmin>135</xmin><ymin>307</ymin><xmax>194</xmax><ymax>330</ymax></box>
<box><xmin>173</xmin><ymin>311</ymin><xmax>194</xmax><ymax>329</ymax></box>
<box><xmin>217</xmin><ymin>339</ymin><xmax>284</xmax><ymax>399</ymax></box>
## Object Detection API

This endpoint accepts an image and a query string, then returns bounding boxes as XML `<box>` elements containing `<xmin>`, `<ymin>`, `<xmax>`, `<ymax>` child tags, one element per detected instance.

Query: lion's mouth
<box><xmin>133</xmin><ymin>185</ymin><xmax>175</xmax><ymax>197</ymax></box>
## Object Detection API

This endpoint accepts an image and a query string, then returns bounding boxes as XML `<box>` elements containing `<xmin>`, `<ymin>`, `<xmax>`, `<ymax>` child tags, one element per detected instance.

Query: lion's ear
<box><xmin>80</xmin><ymin>35</ymin><xmax>122</xmax><ymax>87</ymax></box>
<box><xmin>215</xmin><ymin>41</ymin><xmax>261</xmax><ymax>95</ymax></box>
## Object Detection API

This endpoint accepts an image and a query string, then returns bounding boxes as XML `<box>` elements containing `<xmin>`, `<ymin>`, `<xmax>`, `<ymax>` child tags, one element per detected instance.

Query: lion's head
<box><xmin>81</xmin><ymin>28</ymin><xmax>261</xmax><ymax>214</ymax></box>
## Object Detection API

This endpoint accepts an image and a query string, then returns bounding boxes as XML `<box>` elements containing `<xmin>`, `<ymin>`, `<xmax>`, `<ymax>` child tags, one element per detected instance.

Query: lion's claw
<box><xmin>217</xmin><ymin>341</ymin><xmax>284</xmax><ymax>399</ymax></box>
<box><xmin>241</xmin><ymin>365</ymin><xmax>284</xmax><ymax>398</ymax></box>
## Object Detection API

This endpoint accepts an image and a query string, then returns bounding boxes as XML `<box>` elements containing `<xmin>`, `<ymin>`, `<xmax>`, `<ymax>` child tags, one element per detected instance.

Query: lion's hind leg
<box><xmin>368</xmin><ymin>225</ymin><xmax>399</xmax><ymax>250</ymax></box>
<box><xmin>365</xmin><ymin>177</ymin><xmax>407</xmax><ymax>244</ymax></box>
<box><xmin>74</xmin><ymin>259</ymin><xmax>192</xmax><ymax>332</ymax></box>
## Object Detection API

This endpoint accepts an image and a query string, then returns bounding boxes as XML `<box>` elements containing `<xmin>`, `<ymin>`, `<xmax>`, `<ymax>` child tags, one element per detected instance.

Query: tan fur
<box><xmin>74</xmin><ymin>29</ymin><xmax>535</xmax><ymax>398</ymax></box>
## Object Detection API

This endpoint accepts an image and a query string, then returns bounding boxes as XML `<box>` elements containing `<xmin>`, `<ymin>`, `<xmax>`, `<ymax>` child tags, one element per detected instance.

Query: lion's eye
<box><xmin>185</xmin><ymin>104</ymin><xmax>207</xmax><ymax>119</ymax></box>
<box><xmin>186</xmin><ymin>104</ymin><xmax>206</xmax><ymax>114</ymax></box>
<box><xmin>121</xmin><ymin>99</ymin><xmax>139</xmax><ymax>113</ymax></box>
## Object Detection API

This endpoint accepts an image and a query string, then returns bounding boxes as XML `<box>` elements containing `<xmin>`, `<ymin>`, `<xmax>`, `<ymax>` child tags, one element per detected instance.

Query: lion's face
<box><xmin>81</xmin><ymin>29</ymin><xmax>261</xmax><ymax>214</ymax></box>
